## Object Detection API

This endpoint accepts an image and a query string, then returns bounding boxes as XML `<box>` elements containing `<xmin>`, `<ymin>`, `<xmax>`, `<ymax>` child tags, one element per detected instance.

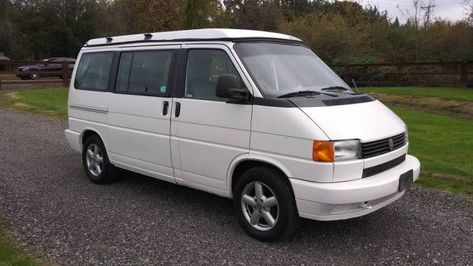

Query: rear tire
<box><xmin>233</xmin><ymin>167</ymin><xmax>299</xmax><ymax>242</ymax></box>
<box><xmin>82</xmin><ymin>135</ymin><xmax>118</xmax><ymax>184</ymax></box>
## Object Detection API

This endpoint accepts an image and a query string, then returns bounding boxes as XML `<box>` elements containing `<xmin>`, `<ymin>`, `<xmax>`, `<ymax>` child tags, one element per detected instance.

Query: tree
<box><xmin>0</xmin><ymin>0</ymin><xmax>472</xmax><ymax>64</ymax></box>
<box><xmin>276</xmin><ymin>0</ymin><xmax>315</xmax><ymax>21</ymax></box>
<box><xmin>129</xmin><ymin>0</ymin><xmax>183</xmax><ymax>32</ymax></box>
<box><xmin>278</xmin><ymin>1</ymin><xmax>398</xmax><ymax>64</ymax></box>
<box><xmin>4</xmin><ymin>0</ymin><xmax>107</xmax><ymax>59</ymax></box>
<box><xmin>184</xmin><ymin>0</ymin><xmax>223</xmax><ymax>29</ymax></box>
<box><xmin>278</xmin><ymin>10</ymin><xmax>368</xmax><ymax>64</ymax></box>
<box><xmin>223</xmin><ymin>0</ymin><xmax>284</xmax><ymax>31</ymax></box>
<box><xmin>0</xmin><ymin>0</ymin><xmax>12</xmax><ymax>53</ymax></box>
<box><xmin>465</xmin><ymin>0</ymin><xmax>473</xmax><ymax>24</ymax></box>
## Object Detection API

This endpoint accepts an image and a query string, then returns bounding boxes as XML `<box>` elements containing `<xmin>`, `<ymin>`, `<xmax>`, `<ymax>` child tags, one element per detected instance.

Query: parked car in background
<box><xmin>16</xmin><ymin>57</ymin><xmax>75</xmax><ymax>80</ymax></box>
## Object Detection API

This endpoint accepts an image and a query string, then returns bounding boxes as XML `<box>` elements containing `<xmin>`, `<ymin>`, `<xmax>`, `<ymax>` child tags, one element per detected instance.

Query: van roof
<box><xmin>85</xmin><ymin>28</ymin><xmax>302</xmax><ymax>47</ymax></box>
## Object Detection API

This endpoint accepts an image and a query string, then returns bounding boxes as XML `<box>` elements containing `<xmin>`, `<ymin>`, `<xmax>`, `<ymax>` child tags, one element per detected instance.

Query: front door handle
<box><xmin>162</xmin><ymin>101</ymin><xmax>169</xmax><ymax>116</ymax></box>
<box><xmin>175</xmin><ymin>102</ymin><xmax>181</xmax><ymax>117</ymax></box>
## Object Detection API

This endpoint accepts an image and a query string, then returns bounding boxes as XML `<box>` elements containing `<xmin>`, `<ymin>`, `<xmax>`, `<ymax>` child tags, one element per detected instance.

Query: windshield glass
<box><xmin>234</xmin><ymin>42</ymin><xmax>352</xmax><ymax>98</ymax></box>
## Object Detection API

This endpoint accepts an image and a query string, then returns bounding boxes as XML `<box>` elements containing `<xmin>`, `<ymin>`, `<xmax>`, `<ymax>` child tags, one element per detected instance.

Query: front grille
<box><xmin>361</xmin><ymin>132</ymin><xmax>406</xmax><ymax>158</ymax></box>
<box><xmin>362</xmin><ymin>154</ymin><xmax>406</xmax><ymax>178</ymax></box>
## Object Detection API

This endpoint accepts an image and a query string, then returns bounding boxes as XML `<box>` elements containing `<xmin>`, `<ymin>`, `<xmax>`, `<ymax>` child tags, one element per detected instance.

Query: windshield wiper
<box><xmin>277</xmin><ymin>90</ymin><xmax>338</xmax><ymax>98</ymax></box>
<box><xmin>321</xmin><ymin>86</ymin><xmax>357</xmax><ymax>94</ymax></box>
<box><xmin>277</xmin><ymin>90</ymin><xmax>320</xmax><ymax>98</ymax></box>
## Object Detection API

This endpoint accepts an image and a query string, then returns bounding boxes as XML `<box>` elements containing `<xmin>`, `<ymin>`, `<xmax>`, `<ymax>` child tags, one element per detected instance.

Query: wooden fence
<box><xmin>331</xmin><ymin>61</ymin><xmax>473</xmax><ymax>87</ymax></box>
<box><xmin>1</xmin><ymin>60</ymin><xmax>473</xmax><ymax>89</ymax></box>
<box><xmin>0</xmin><ymin>60</ymin><xmax>71</xmax><ymax>89</ymax></box>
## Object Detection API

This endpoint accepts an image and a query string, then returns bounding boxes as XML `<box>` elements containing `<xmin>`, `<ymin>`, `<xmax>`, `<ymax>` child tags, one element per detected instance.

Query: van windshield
<box><xmin>234</xmin><ymin>42</ymin><xmax>352</xmax><ymax>98</ymax></box>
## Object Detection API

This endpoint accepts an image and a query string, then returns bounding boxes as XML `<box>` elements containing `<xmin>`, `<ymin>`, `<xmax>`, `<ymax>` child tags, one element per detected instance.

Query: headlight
<box><xmin>313</xmin><ymin>140</ymin><xmax>361</xmax><ymax>162</ymax></box>
<box><xmin>334</xmin><ymin>140</ymin><xmax>361</xmax><ymax>161</ymax></box>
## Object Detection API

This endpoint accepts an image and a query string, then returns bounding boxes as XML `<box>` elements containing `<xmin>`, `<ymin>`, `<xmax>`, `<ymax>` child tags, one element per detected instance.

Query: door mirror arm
<box><xmin>225</xmin><ymin>88</ymin><xmax>250</xmax><ymax>104</ymax></box>
<box><xmin>216</xmin><ymin>74</ymin><xmax>251</xmax><ymax>104</ymax></box>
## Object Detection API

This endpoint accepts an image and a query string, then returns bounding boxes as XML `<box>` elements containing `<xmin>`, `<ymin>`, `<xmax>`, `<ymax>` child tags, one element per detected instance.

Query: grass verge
<box><xmin>361</xmin><ymin>87</ymin><xmax>473</xmax><ymax>102</ymax></box>
<box><xmin>370</xmin><ymin>93</ymin><xmax>473</xmax><ymax>121</ymax></box>
<box><xmin>0</xmin><ymin>74</ymin><xmax>21</xmax><ymax>81</ymax></box>
<box><xmin>0</xmin><ymin>87</ymin><xmax>68</xmax><ymax>119</ymax></box>
<box><xmin>392</xmin><ymin>106</ymin><xmax>473</xmax><ymax>195</ymax></box>
<box><xmin>0</xmin><ymin>223</ymin><xmax>40</xmax><ymax>266</ymax></box>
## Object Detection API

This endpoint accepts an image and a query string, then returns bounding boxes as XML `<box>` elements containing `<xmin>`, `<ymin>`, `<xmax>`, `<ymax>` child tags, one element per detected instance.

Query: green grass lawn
<box><xmin>361</xmin><ymin>87</ymin><xmax>473</xmax><ymax>102</ymax></box>
<box><xmin>392</xmin><ymin>107</ymin><xmax>473</xmax><ymax>194</ymax></box>
<box><xmin>0</xmin><ymin>87</ymin><xmax>68</xmax><ymax>119</ymax></box>
<box><xmin>0</xmin><ymin>224</ymin><xmax>40</xmax><ymax>266</ymax></box>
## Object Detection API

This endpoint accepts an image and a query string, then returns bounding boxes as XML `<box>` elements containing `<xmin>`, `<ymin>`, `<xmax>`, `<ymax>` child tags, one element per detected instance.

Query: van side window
<box><xmin>74</xmin><ymin>52</ymin><xmax>114</xmax><ymax>91</ymax></box>
<box><xmin>185</xmin><ymin>49</ymin><xmax>239</xmax><ymax>101</ymax></box>
<box><xmin>116</xmin><ymin>50</ymin><xmax>173</xmax><ymax>96</ymax></box>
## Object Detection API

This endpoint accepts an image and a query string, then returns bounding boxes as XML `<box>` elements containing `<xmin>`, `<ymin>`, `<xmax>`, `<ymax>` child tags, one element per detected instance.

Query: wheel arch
<box><xmin>80</xmin><ymin>128</ymin><xmax>106</xmax><ymax>149</ymax></box>
<box><xmin>227</xmin><ymin>154</ymin><xmax>295</xmax><ymax>199</ymax></box>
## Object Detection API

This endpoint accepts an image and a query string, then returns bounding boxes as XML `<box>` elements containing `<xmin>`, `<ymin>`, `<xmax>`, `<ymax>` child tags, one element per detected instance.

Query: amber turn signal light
<box><xmin>313</xmin><ymin>141</ymin><xmax>335</xmax><ymax>162</ymax></box>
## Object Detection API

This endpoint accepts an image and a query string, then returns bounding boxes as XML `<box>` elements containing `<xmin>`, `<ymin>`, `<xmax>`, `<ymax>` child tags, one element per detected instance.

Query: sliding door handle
<box><xmin>162</xmin><ymin>101</ymin><xmax>169</xmax><ymax>116</ymax></box>
<box><xmin>175</xmin><ymin>102</ymin><xmax>181</xmax><ymax>117</ymax></box>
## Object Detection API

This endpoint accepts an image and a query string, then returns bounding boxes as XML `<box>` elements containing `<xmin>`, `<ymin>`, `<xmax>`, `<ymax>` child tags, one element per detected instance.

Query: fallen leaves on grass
<box><xmin>372</xmin><ymin>93</ymin><xmax>473</xmax><ymax>120</ymax></box>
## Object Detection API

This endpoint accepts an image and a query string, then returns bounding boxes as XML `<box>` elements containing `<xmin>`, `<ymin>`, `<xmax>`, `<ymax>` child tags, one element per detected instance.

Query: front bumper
<box><xmin>290</xmin><ymin>154</ymin><xmax>420</xmax><ymax>221</ymax></box>
<box><xmin>16</xmin><ymin>72</ymin><xmax>29</xmax><ymax>78</ymax></box>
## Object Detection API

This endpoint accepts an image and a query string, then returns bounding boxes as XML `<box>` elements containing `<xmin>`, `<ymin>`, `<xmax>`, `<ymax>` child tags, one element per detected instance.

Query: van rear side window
<box><xmin>74</xmin><ymin>52</ymin><xmax>114</xmax><ymax>91</ymax></box>
<box><xmin>116</xmin><ymin>50</ymin><xmax>173</xmax><ymax>96</ymax></box>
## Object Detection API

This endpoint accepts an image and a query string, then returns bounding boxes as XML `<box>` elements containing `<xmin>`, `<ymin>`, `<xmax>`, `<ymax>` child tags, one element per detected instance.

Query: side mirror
<box><xmin>215</xmin><ymin>74</ymin><xmax>249</xmax><ymax>103</ymax></box>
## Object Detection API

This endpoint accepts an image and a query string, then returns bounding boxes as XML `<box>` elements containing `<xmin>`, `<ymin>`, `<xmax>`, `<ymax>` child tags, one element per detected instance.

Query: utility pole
<box><xmin>420</xmin><ymin>0</ymin><xmax>436</xmax><ymax>27</ymax></box>
<box><xmin>410</xmin><ymin>0</ymin><xmax>436</xmax><ymax>62</ymax></box>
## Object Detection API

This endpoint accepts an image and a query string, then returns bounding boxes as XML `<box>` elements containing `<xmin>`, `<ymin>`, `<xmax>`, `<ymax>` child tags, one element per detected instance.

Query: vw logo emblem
<box><xmin>388</xmin><ymin>138</ymin><xmax>394</xmax><ymax>150</ymax></box>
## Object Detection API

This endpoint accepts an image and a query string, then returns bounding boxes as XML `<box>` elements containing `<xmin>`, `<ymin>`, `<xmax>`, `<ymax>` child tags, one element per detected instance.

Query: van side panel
<box><xmin>67</xmin><ymin>50</ymin><xmax>113</xmax><ymax>151</ymax></box>
<box><xmin>250</xmin><ymin>105</ymin><xmax>334</xmax><ymax>183</ymax></box>
<box><xmin>108</xmin><ymin>94</ymin><xmax>174</xmax><ymax>183</ymax></box>
<box><xmin>171</xmin><ymin>99</ymin><xmax>251</xmax><ymax>194</ymax></box>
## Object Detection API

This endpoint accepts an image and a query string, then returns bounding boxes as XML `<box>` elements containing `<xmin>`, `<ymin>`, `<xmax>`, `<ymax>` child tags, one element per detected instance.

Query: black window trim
<box><xmin>74</xmin><ymin>51</ymin><xmax>116</xmax><ymax>92</ymax></box>
<box><xmin>177</xmin><ymin>47</ymin><xmax>250</xmax><ymax>102</ymax></box>
<box><xmin>111</xmin><ymin>49</ymin><xmax>178</xmax><ymax>98</ymax></box>
<box><xmin>172</xmin><ymin>49</ymin><xmax>188</xmax><ymax>98</ymax></box>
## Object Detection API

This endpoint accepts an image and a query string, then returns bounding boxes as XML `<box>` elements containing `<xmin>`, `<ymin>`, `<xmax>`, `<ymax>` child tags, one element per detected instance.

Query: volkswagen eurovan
<box><xmin>65</xmin><ymin>29</ymin><xmax>420</xmax><ymax>241</ymax></box>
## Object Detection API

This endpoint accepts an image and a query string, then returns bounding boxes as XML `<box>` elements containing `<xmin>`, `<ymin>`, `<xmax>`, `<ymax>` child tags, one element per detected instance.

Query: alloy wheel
<box><xmin>241</xmin><ymin>181</ymin><xmax>279</xmax><ymax>231</ymax></box>
<box><xmin>85</xmin><ymin>143</ymin><xmax>103</xmax><ymax>176</ymax></box>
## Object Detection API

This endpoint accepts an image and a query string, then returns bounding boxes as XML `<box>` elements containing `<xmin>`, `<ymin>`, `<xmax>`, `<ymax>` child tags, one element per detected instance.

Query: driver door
<box><xmin>170</xmin><ymin>44</ymin><xmax>253</xmax><ymax>195</ymax></box>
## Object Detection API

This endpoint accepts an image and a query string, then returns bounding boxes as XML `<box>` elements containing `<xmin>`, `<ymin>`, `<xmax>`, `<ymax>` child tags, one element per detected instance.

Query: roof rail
<box><xmin>85</xmin><ymin>29</ymin><xmax>303</xmax><ymax>47</ymax></box>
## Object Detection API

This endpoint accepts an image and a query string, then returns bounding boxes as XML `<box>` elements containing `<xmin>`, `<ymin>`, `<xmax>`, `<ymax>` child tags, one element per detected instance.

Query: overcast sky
<box><xmin>355</xmin><ymin>0</ymin><xmax>467</xmax><ymax>22</ymax></box>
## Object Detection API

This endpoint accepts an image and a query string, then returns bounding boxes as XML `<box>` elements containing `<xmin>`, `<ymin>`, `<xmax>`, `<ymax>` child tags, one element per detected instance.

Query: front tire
<box><xmin>233</xmin><ymin>167</ymin><xmax>299</xmax><ymax>242</ymax></box>
<box><xmin>29</xmin><ymin>71</ymin><xmax>40</xmax><ymax>80</ymax></box>
<box><xmin>82</xmin><ymin>135</ymin><xmax>118</xmax><ymax>184</ymax></box>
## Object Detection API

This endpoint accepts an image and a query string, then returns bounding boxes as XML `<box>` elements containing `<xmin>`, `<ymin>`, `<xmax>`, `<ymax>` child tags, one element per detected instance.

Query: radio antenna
<box><xmin>352</xmin><ymin>79</ymin><xmax>360</xmax><ymax>94</ymax></box>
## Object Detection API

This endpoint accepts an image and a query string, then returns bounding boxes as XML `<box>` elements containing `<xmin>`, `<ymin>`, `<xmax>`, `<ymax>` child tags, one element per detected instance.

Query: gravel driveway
<box><xmin>0</xmin><ymin>109</ymin><xmax>472</xmax><ymax>265</ymax></box>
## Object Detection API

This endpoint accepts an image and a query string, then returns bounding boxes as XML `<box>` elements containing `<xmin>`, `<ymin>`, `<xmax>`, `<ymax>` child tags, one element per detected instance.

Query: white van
<box><xmin>65</xmin><ymin>29</ymin><xmax>420</xmax><ymax>241</ymax></box>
